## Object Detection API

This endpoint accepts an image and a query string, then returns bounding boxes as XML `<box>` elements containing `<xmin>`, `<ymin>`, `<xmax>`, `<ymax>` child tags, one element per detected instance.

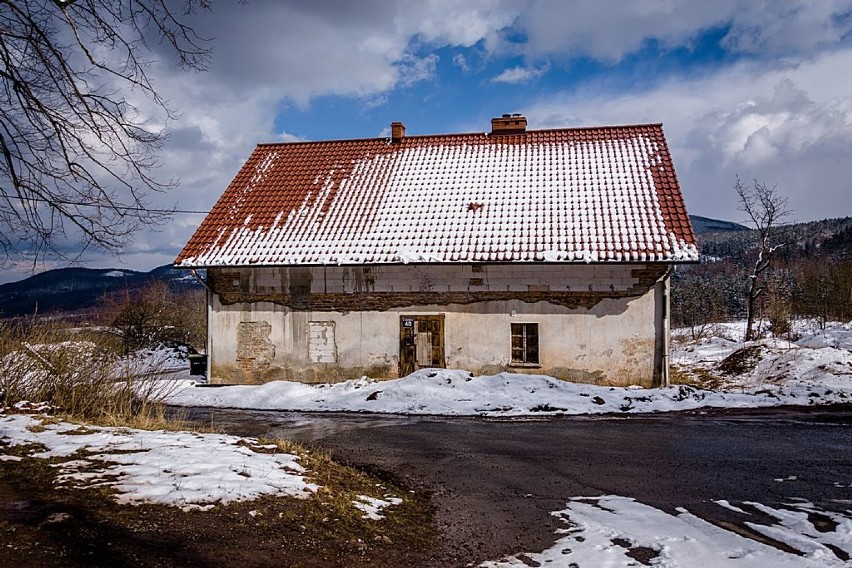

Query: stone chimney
<box><xmin>490</xmin><ymin>113</ymin><xmax>527</xmax><ymax>136</ymax></box>
<box><xmin>391</xmin><ymin>121</ymin><xmax>406</xmax><ymax>143</ymax></box>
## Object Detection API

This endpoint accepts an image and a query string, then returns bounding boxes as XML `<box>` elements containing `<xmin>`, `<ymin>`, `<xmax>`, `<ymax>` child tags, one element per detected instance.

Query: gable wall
<box><xmin>205</xmin><ymin>264</ymin><xmax>669</xmax><ymax>387</ymax></box>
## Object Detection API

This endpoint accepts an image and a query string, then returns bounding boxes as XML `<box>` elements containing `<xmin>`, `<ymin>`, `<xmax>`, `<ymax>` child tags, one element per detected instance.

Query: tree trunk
<box><xmin>745</xmin><ymin>279</ymin><xmax>758</xmax><ymax>341</ymax></box>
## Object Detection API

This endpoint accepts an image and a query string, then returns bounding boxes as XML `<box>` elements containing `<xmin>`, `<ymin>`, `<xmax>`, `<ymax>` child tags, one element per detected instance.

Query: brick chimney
<box><xmin>391</xmin><ymin>121</ymin><xmax>406</xmax><ymax>143</ymax></box>
<box><xmin>490</xmin><ymin>113</ymin><xmax>527</xmax><ymax>136</ymax></box>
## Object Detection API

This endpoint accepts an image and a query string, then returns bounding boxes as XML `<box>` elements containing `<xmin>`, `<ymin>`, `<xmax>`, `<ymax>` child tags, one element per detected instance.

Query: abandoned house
<box><xmin>175</xmin><ymin>115</ymin><xmax>699</xmax><ymax>387</ymax></box>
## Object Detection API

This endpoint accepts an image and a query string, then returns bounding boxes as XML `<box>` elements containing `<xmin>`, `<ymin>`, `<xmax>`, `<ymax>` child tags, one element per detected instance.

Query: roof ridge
<box><xmin>255</xmin><ymin>123</ymin><xmax>665</xmax><ymax>147</ymax></box>
<box><xmin>531</xmin><ymin>122</ymin><xmax>664</xmax><ymax>132</ymax></box>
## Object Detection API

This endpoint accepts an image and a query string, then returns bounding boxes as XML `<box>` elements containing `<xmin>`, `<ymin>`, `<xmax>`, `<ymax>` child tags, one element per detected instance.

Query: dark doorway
<box><xmin>399</xmin><ymin>315</ymin><xmax>445</xmax><ymax>376</ymax></box>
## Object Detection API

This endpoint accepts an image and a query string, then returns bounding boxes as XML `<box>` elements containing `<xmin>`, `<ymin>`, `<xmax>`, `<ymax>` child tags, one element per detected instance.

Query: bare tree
<box><xmin>735</xmin><ymin>176</ymin><xmax>794</xmax><ymax>341</ymax></box>
<box><xmin>101</xmin><ymin>281</ymin><xmax>205</xmax><ymax>354</ymax></box>
<box><xmin>0</xmin><ymin>0</ymin><xmax>211</xmax><ymax>264</ymax></box>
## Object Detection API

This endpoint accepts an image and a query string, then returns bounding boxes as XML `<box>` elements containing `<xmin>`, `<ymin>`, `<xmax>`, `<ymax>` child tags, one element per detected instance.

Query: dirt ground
<box><xmin>0</xmin><ymin>455</ymin><xmax>439</xmax><ymax>568</ymax></box>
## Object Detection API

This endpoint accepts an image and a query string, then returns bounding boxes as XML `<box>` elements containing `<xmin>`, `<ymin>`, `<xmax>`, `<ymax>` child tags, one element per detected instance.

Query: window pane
<box><xmin>510</xmin><ymin>323</ymin><xmax>539</xmax><ymax>364</ymax></box>
<box><xmin>527</xmin><ymin>343</ymin><xmax>539</xmax><ymax>363</ymax></box>
<box><xmin>527</xmin><ymin>323</ymin><xmax>538</xmax><ymax>363</ymax></box>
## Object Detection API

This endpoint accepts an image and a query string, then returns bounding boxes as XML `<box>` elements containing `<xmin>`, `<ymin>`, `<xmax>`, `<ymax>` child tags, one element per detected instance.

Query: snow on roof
<box><xmin>175</xmin><ymin>123</ymin><xmax>698</xmax><ymax>267</ymax></box>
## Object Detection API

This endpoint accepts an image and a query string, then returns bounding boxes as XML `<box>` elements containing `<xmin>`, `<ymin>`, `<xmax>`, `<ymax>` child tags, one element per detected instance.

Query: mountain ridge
<box><xmin>690</xmin><ymin>215</ymin><xmax>748</xmax><ymax>233</ymax></box>
<box><xmin>0</xmin><ymin>264</ymin><xmax>202</xmax><ymax>318</ymax></box>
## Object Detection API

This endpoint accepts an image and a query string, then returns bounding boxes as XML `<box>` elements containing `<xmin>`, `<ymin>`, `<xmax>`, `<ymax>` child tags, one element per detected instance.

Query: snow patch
<box><xmin>353</xmin><ymin>495</ymin><xmax>403</xmax><ymax>520</ymax></box>
<box><xmin>0</xmin><ymin>414</ymin><xmax>317</xmax><ymax>511</ymax></box>
<box><xmin>482</xmin><ymin>496</ymin><xmax>851</xmax><ymax>567</ymax></box>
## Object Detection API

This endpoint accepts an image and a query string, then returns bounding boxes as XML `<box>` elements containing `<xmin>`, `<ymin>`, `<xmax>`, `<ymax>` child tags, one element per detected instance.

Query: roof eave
<box><xmin>173</xmin><ymin>258</ymin><xmax>700</xmax><ymax>270</ymax></box>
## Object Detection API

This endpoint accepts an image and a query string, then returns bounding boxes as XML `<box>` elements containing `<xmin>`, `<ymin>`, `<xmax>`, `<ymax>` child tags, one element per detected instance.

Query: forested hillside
<box><xmin>672</xmin><ymin>217</ymin><xmax>852</xmax><ymax>336</ymax></box>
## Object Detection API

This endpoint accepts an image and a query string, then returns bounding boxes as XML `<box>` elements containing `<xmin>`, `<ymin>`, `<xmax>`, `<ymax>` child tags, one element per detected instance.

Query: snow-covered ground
<box><xmin>1</xmin><ymin>323</ymin><xmax>850</xmax><ymax>565</ymax></box>
<box><xmin>672</xmin><ymin>320</ymin><xmax>852</xmax><ymax>388</ymax></box>
<box><xmin>121</xmin><ymin>344</ymin><xmax>197</xmax><ymax>376</ymax></box>
<box><xmin>166</xmin><ymin>321</ymin><xmax>852</xmax><ymax>416</ymax></box>
<box><xmin>0</xmin><ymin>405</ymin><xmax>316</xmax><ymax>511</ymax></box>
<box><xmin>2</xmin><ymin>407</ymin><xmax>848</xmax><ymax>567</ymax></box>
<box><xmin>482</xmin><ymin>496</ymin><xmax>852</xmax><ymax>568</ymax></box>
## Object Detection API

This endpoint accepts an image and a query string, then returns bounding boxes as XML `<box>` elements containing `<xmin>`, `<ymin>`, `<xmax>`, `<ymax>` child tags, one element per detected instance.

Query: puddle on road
<box><xmin>172</xmin><ymin>406</ymin><xmax>418</xmax><ymax>442</ymax></box>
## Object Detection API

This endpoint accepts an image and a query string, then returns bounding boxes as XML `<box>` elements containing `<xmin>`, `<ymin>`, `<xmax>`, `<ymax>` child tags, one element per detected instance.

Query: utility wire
<box><xmin>0</xmin><ymin>193</ymin><xmax>209</xmax><ymax>214</ymax></box>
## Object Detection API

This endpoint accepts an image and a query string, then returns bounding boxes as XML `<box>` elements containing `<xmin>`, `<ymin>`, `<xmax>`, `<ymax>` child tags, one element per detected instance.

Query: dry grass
<box><xmin>717</xmin><ymin>345</ymin><xmax>764</xmax><ymax>376</ymax></box>
<box><xmin>669</xmin><ymin>366</ymin><xmax>726</xmax><ymax>390</ymax></box>
<box><xmin>0</xmin><ymin>319</ymin><xmax>192</xmax><ymax>432</ymax></box>
<box><xmin>257</xmin><ymin>437</ymin><xmax>432</xmax><ymax>547</ymax></box>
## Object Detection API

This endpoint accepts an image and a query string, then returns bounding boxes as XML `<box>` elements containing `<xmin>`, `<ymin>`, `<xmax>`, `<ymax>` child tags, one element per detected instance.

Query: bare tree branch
<box><xmin>0</xmin><ymin>0</ymin><xmax>212</xmax><ymax>265</ymax></box>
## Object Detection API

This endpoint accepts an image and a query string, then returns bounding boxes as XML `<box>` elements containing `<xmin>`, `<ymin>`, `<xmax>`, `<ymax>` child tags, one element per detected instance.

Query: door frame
<box><xmin>399</xmin><ymin>314</ymin><xmax>446</xmax><ymax>376</ymax></box>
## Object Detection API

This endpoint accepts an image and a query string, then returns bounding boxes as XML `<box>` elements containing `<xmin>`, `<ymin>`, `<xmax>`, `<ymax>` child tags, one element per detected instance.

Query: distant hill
<box><xmin>689</xmin><ymin>215</ymin><xmax>749</xmax><ymax>234</ymax></box>
<box><xmin>696</xmin><ymin>217</ymin><xmax>852</xmax><ymax>262</ymax></box>
<box><xmin>0</xmin><ymin>265</ymin><xmax>202</xmax><ymax>318</ymax></box>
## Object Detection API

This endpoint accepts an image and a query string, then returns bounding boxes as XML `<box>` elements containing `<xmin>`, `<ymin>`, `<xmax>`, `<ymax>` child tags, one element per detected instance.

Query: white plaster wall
<box><xmin>208</xmin><ymin>264</ymin><xmax>663</xmax><ymax>385</ymax></box>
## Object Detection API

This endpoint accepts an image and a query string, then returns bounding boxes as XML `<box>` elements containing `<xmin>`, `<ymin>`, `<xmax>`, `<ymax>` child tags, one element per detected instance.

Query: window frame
<box><xmin>510</xmin><ymin>322</ymin><xmax>540</xmax><ymax>365</ymax></box>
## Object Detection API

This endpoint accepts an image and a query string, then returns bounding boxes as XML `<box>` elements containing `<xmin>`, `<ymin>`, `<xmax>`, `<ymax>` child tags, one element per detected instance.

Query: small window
<box><xmin>511</xmin><ymin>323</ymin><xmax>539</xmax><ymax>364</ymax></box>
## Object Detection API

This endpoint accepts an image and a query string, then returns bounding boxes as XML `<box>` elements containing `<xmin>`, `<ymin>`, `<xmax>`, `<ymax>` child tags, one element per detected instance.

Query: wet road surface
<box><xmin>196</xmin><ymin>406</ymin><xmax>852</xmax><ymax>565</ymax></box>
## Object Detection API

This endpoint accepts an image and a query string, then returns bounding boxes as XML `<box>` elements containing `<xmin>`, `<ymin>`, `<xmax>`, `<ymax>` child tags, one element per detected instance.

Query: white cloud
<box><xmin>169</xmin><ymin>1</ymin><xmax>517</xmax><ymax>108</ymax></box>
<box><xmin>526</xmin><ymin>48</ymin><xmax>852</xmax><ymax>223</ymax></box>
<box><xmin>453</xmin><ymin>53</ymin><xmax>471</xmax><ymax>72</ymax></box>
<box><xmin>515</xmin><ymin>0</ymin><xmax>852</xmax><ymax>63</ymax></box>
<box><xmin>396</xmin><ymin>0</ymin><xmax>519</xmax><ymax>48</ymax></box>
<box><xmin>396</xmin><ymin>54</ymin><xmax>440</xmax><ymax>86</ymax></box>
<box><xmin>491</xmin><ymin>63</ymin><xmax>549</xmax><ymax>83</ymax></box>
<box><xmin>720</xmin><ymin>1</ymin><xmax>852</xmax><ymax>56</ymax></box>
<box><xmin>278</xmin><ymin>131</ymin><xmax>309</xmax><ymax>143</ymax></box>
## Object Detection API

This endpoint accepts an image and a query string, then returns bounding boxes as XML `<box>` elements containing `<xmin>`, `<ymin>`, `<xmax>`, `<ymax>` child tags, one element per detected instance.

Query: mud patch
<box><xmin>547</xmin><ymin>367</ymin><xmax>606</xmax><ymax>384</ymax></box>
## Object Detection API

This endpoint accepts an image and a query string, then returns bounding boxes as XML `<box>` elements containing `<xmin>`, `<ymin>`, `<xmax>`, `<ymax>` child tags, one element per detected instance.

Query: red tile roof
<box><xmin>175</xmin><ymin>123</ymin><xmax>698</xmax><ymax>267</ymax></box>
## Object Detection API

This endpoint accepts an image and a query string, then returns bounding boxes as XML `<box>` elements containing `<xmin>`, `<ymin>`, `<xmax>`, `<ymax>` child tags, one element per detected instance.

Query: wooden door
<box><xmin>399</xmin><ymin>315</ymin><xmax>445</xmax><ymax>376</ymax></box>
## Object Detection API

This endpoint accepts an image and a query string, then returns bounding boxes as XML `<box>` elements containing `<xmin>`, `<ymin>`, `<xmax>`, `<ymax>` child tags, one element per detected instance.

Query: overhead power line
<box><xmin>0</xmin><ymin>193</ymin><xmax>209</xmax><ymax>214</ymax></box>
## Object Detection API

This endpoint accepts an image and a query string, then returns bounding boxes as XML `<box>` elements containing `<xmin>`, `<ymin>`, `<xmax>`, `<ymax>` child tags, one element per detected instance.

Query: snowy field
<box><xmin>166</xmin><ymin>321</ymin><xmax>852</xmax><ymax>416</ymax></box>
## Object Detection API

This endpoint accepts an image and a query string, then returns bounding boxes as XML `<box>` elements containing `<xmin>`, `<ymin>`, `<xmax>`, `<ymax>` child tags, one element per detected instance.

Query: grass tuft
<box><xmin>256</xmin><ymin>436</ymin><xmax>433</xmax><ymax>550</ymax></box>
<box><xmin>670</xmin><ymin>367</ymin><xmax>725</xmax><ymax>389</ymax></box>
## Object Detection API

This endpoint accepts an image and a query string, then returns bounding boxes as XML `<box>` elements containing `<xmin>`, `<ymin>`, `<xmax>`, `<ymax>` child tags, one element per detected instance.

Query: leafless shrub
<box><xmin>0</xmin><ymin>318</ymin><xmax>182</xmax><ymax>426</ymax></box>
<box><xmin>100</xmin><ymin>282</ymin><xmax>205</xmax><ymax>354</ymax></box>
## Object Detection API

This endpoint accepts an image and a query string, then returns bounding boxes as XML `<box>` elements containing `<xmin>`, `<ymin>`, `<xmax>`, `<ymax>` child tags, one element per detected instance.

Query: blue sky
<box><xmin>4</xmin><ymin>0</ymin><xmax>852</xmax><ymax>280</ymax></box>
<box><xmin>272</xmin><ymin>26</ymin><xmax>740</xmax><ymax>141</ymax></box>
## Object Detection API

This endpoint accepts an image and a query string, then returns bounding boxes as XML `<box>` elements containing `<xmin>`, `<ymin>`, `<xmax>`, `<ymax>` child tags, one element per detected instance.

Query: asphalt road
<box><xmin>206</xmin><ymin>406</ymin><xmax>852</xmax><ymax>566</ymax></box>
